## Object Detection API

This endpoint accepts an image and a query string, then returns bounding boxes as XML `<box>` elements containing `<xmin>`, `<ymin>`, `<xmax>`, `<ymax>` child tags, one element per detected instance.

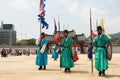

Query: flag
<box><xmin>39</xmin><ymin>0</ymin><xmax>44</xmax><ymax>17</ymax></box>
<box><xmin>100</xmin><ymin>17</ymin><xmax>104</xmax><ymax>29</ymax></box>
<box><xmin>73</xmin><ymin>41</ymin><xmax>77</xmax><ymax>47</ymax></box>
<box><xmin>53</xmin><ymin>18</ymin><xmax>57</xmax><ymax>35</ymax></box>
<box><xmin>54</xmin><ymin>18</ymin><xmax>61</xmax><ymax>43</ymax></box>
<box><xmin>57</xmin><ymin>17</ymin><xmax>61</xmax><ymax>42</ymax></box>
<box><xmin>54</xmin><ymin>32</ymin><xmax>61</xmax><ymax>44</ymax></box>
<box><xmin>91</xmin><ymin>30</ymin><xmax>96</xmax><ymax>38</ymax></box>
<box><xmin>100</xmin><ymin>17</ymin><xmax>105</xmax><ymax>33</ymax></box>
<box><xmin>58</xmin><ymin>17</ymin><xmax>60</xmax><ymax>32</ymax></box>
<box><xmin>38</xmin><ymin>0</ymin><xmax>49</xmax><ymax>29</ymax></box>
<box><xmin>106</xmin><ymin>34</ymin><xmax>112</xmax><ymax>39</ymax></box>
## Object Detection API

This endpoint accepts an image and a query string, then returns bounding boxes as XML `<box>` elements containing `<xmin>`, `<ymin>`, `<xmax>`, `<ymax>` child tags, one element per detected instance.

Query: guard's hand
<box><xmin>36</xmin><ymin>39</ymin><xmax>40</xmax><ymax>45</ymax></box>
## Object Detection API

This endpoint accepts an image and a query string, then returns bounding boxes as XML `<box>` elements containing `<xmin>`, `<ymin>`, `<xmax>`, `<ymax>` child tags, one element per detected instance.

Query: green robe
<box><xmin>93</xmin><ymin>34</ymin><xmax>110</xmax><ymax>71</ymax></box>
<box><xmin>60</xmin><ymin>37</ymin><xmax>74</xmax><ymax>68</ymax></box>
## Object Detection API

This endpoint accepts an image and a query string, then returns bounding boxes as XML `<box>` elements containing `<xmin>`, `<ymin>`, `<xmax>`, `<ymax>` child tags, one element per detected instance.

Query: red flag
<box><xmin>39</xmin><ymin>0</ymin><xmax>44</xmax><ymax>17</ymax></box>
<box><xmin>54</xmin><ymin>32</ymin><xmax>61</xmax><ymax>43</ymax></box>
<box><xmin>74</xmin><ymin>54</ymin><xmax>79</xmax><ymax>62</ymax></box>
<box><xmin>73</xmin><ymin>41</ymin><xmax>77</xmax><ymax>47</ymax></box>
<box><xmin>91</xmin><ymin>30</ymin><xmax>96</xmax><ymax>38</ymax></box>
<box><xmin>54</xmin><ymin>17</ymin><xmax>61</xmax><ymax>44</ymax></box>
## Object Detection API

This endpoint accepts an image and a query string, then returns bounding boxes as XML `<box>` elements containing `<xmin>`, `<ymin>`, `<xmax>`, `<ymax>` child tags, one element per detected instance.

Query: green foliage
<box><xmin>16</xmin><ymin>38</ymin><xmax>36</xmax><ymax>45</ymax></box>
<box><xmin>0</xmin><ymin>43</ymin><xmax>8</xmax><ymax>45</ymax></box>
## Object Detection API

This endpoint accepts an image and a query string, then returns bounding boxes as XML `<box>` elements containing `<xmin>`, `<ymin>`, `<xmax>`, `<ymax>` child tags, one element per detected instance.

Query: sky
<box><xmin>0</xmin><ymin>0</ymin><xmax>120</xmax><ymax>40</ymax></box>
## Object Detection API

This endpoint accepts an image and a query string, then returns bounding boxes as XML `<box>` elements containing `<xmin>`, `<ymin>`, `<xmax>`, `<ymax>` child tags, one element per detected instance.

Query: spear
<box><xmin>89</xmin><ymin>8</ymin><xmax>93</xmax><ymax>74</ymax></box>
<box><xmin>58</xmin><ymin>16</ymin><xmax>62</xmax><ymax>69</ymax></box>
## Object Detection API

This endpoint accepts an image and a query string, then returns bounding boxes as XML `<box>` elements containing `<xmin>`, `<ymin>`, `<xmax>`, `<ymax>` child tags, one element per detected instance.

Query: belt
<box><xmin>63</xmin><ymin>47</ymin><xmax>70</xmax><ymax>50</ymax></box>
<box><xmin>96</xmin><ymin>46</ymin><xmax>105</xmax><ymax>48</ymax></box>
<box><xmin>64</xmin><ymin>47</ymin><xmax>69</xmax><ymax>48</ymax></box>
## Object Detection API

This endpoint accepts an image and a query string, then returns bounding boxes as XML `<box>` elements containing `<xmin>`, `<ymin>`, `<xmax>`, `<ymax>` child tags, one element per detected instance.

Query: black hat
<box><xmin>64</xmin><ymin>30</ymin><xmax>69</xmax><ymax>34</ymax></box>
<box><xmin>97</xmin><ymin>26</ymin><xmax>102</xmax><ymax>31</ymax></box>
<box><xmin>41</xmin><ymin>32</ymin><xmax>45</xmax><ymax>36</ymax></box>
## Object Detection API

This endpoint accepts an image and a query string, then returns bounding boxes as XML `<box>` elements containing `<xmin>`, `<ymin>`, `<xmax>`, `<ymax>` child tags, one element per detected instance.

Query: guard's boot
<box><xmin>102</xmin><ymin>70</ymin><xmax>106</xmax><ymax>76</ymax></box>
<box><xmin>44</xmin><ymin>66</ymin><xmax>46</xmax><ymax>70</ymax></box>
<box><xmin>64</xmin><ymin>68</ymin><xmax>67</xmax><ymax>72</ymax></box>
<box><xmin>38</xmin><ymin>66</ymin><xmax>42</xmax><ymax>70</ymax></box>
<box><xmin>54</xmin><ymin>58</ymin><xmax>57</xmax><ymax>61</ymax></box>
<box><xmin>68</xmin><ymin>68</ymin><xmax>71</xmax><ymax>72</ymax></box>
<box><xmin>98</xmin><ymin>71</ymin><xmax>102</xmax><ymax>76</ymax></box>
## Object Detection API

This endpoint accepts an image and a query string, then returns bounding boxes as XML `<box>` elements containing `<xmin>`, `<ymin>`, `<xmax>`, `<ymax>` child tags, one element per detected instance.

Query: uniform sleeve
<box><xmin>36</xmin><ymin>39</ymin><xmax>40</xmax><ymax>46</ymax></box>
<box><xmin>93</xmin><ymin>37</ymin><xmax>97</xmax><ymax>47</ymax></box>
<box><xmin>60</xmin><ymin>38</ymin><xmax>64</xmax><ymax>47</ymax></box>
<box><xmin>40</xmin><ymin>44</ymin><xmax>47</xmax><ymax>53</ymax></box>
<box><xmin>53</xmin><ymin>45</ymin><xmax>55</xmax><ymax>49</ymax></box>
<box><xmin>40</xmin><ymin>40</ymin><xmax>48</xmax><ymax>53</ymax></box>
<box><xmin>56</xmin><ymin>47</ymin><xmax>59</xmax><ymax>53</ymax></box>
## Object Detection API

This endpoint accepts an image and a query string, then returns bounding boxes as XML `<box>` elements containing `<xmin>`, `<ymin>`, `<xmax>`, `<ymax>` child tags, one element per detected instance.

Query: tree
<box><xmin>16</xmin><ymin>38</ymin><xmax>36</xmax><ymax>45</ymax></box>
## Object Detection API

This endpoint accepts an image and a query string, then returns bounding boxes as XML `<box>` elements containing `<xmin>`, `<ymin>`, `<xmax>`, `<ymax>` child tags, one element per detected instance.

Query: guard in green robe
<box><xmin>60</xmin><ymin>30</ymin><xmax>74</xmax><ymax>72</ymax></box>
<box><xmin>93</xmin><ymin>26</ymin><xmax>110</xmax><ymax>76</ymax></box>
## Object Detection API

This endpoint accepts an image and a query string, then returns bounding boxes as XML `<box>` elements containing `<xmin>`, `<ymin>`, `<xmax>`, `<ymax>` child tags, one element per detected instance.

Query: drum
<box><xmin>106</xmin><ymin>43</ymin><xmax>112</xmax><ymax>61</ymax></box>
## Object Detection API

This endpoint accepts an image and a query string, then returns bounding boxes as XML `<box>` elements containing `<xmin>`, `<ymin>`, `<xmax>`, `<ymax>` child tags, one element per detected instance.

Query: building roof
<box><xmin>45</xmin><ymin>35</ymin><xmax>53</xmax><ymax>42</ymax></box>
<box><xmin>76</xmin><ymin>33</ymin><xmax>86</xmax><ymax>41</ymax></box>
<box><xmin>45</xmin><ymin>30</ymin><xmax>86</xmax><ymax>42</ymax></box>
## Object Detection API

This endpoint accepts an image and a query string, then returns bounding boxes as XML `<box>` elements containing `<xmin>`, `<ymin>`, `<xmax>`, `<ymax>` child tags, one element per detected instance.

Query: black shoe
<box><xmin>64</xmin><ymin>68</ymin><xmax>67</xmax><ymax>72</ymax></box>
<box><xmin>38</xmin><ymin>66</ymin><xmax>42</xmax><ymax>70</ymax></box>
<box><xmin>43</xmin><ymin>66</ymin><xmax>46</xmax><ymax>70</ymax></box>
<box><xmin>68</xmin><ymin>68</ymin><xmax>71</xmax><ymax>72</ymax></box>
<box><xmin>54</xmin><ymin>59</ymin><xmax>57</xmax><ymax>61</ymax></box>
<box><xmin>99</xmin><ymin>71</ymin><xmax>102</xmax><ymax>76</ymax></box>
<box><xmin>102</xmin><ymin>70</ymin><xmax>106</xmax><ymax>76</ymax></box>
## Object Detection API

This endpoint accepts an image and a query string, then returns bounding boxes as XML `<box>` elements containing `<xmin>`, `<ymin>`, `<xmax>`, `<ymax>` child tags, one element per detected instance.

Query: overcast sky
<box><xmin>0</xmin><ymin>0</ymin><xmax>120</xmax><ymax>40</ymax></box>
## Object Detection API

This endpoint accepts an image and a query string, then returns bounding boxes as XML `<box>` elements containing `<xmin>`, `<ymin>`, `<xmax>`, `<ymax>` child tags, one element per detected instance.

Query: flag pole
<box><xmin>58</xmin><ymin>16</ymin><xmax>60</xmax><ymax>32</ymax></box>
<box><xmin>96</xmin><ymin>19</ymin><xmax>98</xmax><ymax>27</ymax></box>
<box><xmin>58</xmin><ymin>16</ymin><xmax>62</xmax><ymax>70</ymax></box>
<box><xmin>90</xmin><ymin>8</ymin><xmax>93</xmax><ymax>74</ymax></box>
<box><xmin>40</xmin><ymin>22</ymin><xmax>42</xmax><ymax>36</ymax></box>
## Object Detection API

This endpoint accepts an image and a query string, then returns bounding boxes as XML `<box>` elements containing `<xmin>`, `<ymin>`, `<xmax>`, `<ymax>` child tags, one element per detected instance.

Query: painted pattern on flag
<box><xmin>38</xmin><ymin>0</ymin><xmax>49</xmax><ymax>29</ymax></box>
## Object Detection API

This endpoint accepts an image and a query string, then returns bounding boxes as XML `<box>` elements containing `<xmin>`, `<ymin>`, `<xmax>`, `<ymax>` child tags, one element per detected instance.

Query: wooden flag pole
<box><xmin>39</xmin><ymin>22</ymin><xmax>42</xmax><ymax>48</ymax></box>
<box><xmin>58</xmin><ymin>16</ymin><xmax>60</xmax><ymax>32</ymax></box>
<box><xmin>58</xmin><ymin>16</ymin><xmax>61</xmax><ymax>70</ymax></box>
<box><xmin>96</xmin><ymin>19</ymin><xmax>98</xmax><ymax>27</ymax></box>
<box><xmin>90</xmin><ymin>8</ymin><xmax>93</xmax><ymax>74</ymax></box>
<box><xmin>40</xmin><ymin>22</ymin><xmax>42</xmax><ymax>36</ymax></box>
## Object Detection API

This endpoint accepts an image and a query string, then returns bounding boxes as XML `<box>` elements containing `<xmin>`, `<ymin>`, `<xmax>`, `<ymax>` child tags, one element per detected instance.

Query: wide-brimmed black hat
<box><xmin>41</xmin><ymin>32</ymin><xmax>45</xmax><ymax>36</ymax></box>
<box><xmin>63</xmin><ymin>30</ymin><xmax>69</xmax><ymax>34</ymax></box>
<box><xmin>97</xmin><ymin>26</ymin><xmax>102</xmax><ymax>31</ymax></box>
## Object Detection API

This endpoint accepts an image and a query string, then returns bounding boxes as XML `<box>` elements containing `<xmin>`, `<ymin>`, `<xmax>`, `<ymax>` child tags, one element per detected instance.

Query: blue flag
<box><xmin>38</xmin><ymin>0</ymin><xmax>49</xmax><ymax>29</ymax></box>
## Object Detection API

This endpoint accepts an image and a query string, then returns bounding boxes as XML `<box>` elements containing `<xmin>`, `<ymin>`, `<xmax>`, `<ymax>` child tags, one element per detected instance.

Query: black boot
<box><xmin>38</xmin><ymin>66</ymin><xmax>42</xmax><ymax>70</ymax></box>
<box><xmin>64</xmin><ymin>68</ymin><xmax>67</xmax><ymax>72</ymax></box>
<box><xmin>68</xmin><ymin>68</ymin><xmax>71</xmax><ymax>72</ymax></box>
<box><xmin>44</xmin><ymin>66</ymin><xmax>46</xmax><ymax>70</ymax></box>
<box><xmin>98</xmin><ymin>71</ymin><xmax>102</xmax><ymax>76</ymax></box>
<box><xmin>54</xmin><ymin>58</ymin><xmax>57</xmax><ymax>61</ymax></box>
<box><xmin>102</xmin><ymin>70</ymin><xmax>106</xmax><ymax>76</ymax></box>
